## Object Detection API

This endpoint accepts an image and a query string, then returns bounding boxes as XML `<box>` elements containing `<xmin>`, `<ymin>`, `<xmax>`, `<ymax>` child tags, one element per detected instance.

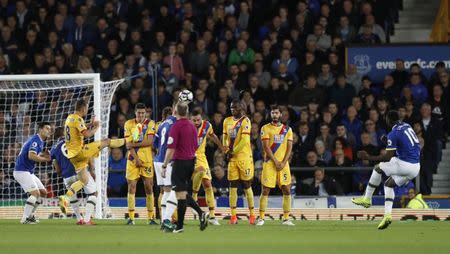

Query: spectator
<box><xmin>341</xmin><ymin>106</ymin><xmax>363</xmax><ymax>145</ymax></box>
<box><xmin>332</xmin><ymin>137</ymin><xmax>353</xmax><ymax>161</ymax></box>
<box><xmin>212</xmin><ymin>164</ymin><xmax>229</xmax><ymax>197</ymax></box>
<box><xmin>328</xmin><ymin>74</ymin><xmax>356</xmax><ymax>109</ymax></box>
<box><xmin>355</xmin><ymin>24</ymin><xmax>381</xmax><ymax>44</ymax></box>
<box><xmin>228</xmin><ymin>39</ymin><xmax>255</xmax><ymax>67</ymax></box>
<box><xmin>248</xmin><ymin>75</ymin><xmax>266</xmax><ymax>103</ymax></box>
<box><xmin>306</xmin><ymin>168</ymin><xmax>344</xmax><ymax>196</ymax></box>
<box><xmin>335</xmin><ymin>15</ymin><xmax>356</xmax><ymax>43</ymax></box>
<box><xmin>358</xmin><ymin>14</ymin><xmax>386</xmax><ymax>43</ymax></box>
<box><xmin>290</xmin><ymin>74</ymin><xmax>324</xmax><ymax>108</ymax></box>
<box><xmin>345</xmin><ymin>64</ymin><xmax>362</xmax><ymax>92</ymax></box>
<box><xmin>317</xmin><ymin>62</ymin><xmax>335</xmax><ymax>87</ymax></box>
<box><xmin>294</xmin><ymin>121</ymin><xmax>315</xmax><ymax>164</ymax></box>
<box><xmin>390</xmin><ymin>59</ymin><xmax>410</xmax><ymax>87</ymax></box>
<box><xmin>306</xmin><ymin>24</ymin><xmax>331</xmax><ymax>52</ymax></box>
<box><xmin>108</xmin><ymin>148</ymin><xmax>127</xmax><ymax>197</ymax></box>
<box><xmin>314</xmin><ymin>140</ymin><xmax>332</xmax><ymax>165</ymax></box>
<box><xmin>188</xmin><ymin>39</ymin><xmax>209</xmax><ymax>77</ymax></box>
<box><xmin>271</xmin><ymin>48</ymin><xmax>299</xmax><ymax>80</ymax></box>
<box><xmin>305</xmin><ymin>150</ymin><xmax>327</xmax><ymax>168</ymax></box>
<box><xmin>163</xmin><ymin>42</ymin><xmax>185</xmax><ymax>81</ymax></box>
<box><xmin>407</xmin><ymin>74</ymin><xmax>428</xmax><ymax>105</ymax></box>
<box><xmin>316</xmin><ymin>122</ymin><xmax>335</xmax><ymax>150</ymax></box>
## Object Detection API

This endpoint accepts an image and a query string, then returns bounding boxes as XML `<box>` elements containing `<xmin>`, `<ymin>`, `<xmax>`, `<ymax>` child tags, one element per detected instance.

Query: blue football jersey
<box><xmin>15</xmin><ymin>134</ymin><xmax>45</xmax><ymax>174</ymax></box>
<box><xmin>153</xmin><ymin>116</ymin><xmax>177</xmax><ymax>163</ymax></box>
<box><xmin>386</xmin><ymin>122</ymin><xmax>420</xmax><ymax>164</ymax></box>
<box><xmin>50</xmin><ymin>138</ymin><xmax>76</xmax><ymax>179</ymax></box>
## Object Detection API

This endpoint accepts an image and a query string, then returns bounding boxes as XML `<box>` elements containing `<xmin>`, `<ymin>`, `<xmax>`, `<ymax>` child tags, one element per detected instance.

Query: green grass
<box><xmin>1</xmin><ymin>219</ymin><xmax>449</xmax><ymax>254</ymax></box>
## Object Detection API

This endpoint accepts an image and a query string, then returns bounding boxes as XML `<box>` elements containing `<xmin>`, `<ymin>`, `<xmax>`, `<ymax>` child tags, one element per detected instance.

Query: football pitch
<box><xmin>1</xmin><ymin>220</ymin><xmax>449</xmax><ymax>254</ymax></box>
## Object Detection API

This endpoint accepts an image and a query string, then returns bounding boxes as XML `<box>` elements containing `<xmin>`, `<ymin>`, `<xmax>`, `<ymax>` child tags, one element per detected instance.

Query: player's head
<box><xmin>191</xmin><ymin>108</ymin><xmax>203</xmax><ymax>128</ymax></box>
<box><xmin>135</xmin><ymin>103</ymin><xmax>146</xmax><ymax>122</ymax></box>
<box><xmin>54</xmin><ymin>126</ymin><xmax>64</xmax><ymax>139</ymax></box>
<box><xmin>176</xmin><ymin>102</ymin><xmax>189</xmax><ymax>117</ymax></box>
<box><xmin>386</xmin><ymin>110</ymin><xmax>400</xmax><ymax>129</ymax></box>
<box><xmin>38</xmin><ymin>121</ymin><xmax>52</xmax><ymax>140</ymax></box>
<box><xmin>161</xmin><ymin>106</ymin><xmax>173</xmax><ymax>120</ymax></box>
<box><xmin>75</xmin><ymin>99</ymin><xmax>88</xmax><ymax>116</ymax></box>
<box><xmin>270</xmin><ymin>104</ymin><xmax>282</xmax><ymax>123</ymax></box>
<box><xmin>230</xmin><ymin>99</ymin><xmax>242</xmax><ymax>118</ymax></box>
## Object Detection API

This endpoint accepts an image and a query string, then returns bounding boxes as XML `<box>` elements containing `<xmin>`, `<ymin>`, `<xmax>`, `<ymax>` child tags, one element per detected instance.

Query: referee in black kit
<box><xmin>161</xmin><ymin>102</ymin><xmax>208</xmax><ymax>233</ymax></box>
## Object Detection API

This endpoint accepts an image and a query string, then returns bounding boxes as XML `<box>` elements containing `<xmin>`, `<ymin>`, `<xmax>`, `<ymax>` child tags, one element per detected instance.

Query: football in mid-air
<box><xmin>178</xmin><ymin>89</ymin><xmax>193</xmax><ymax>103</ymax></box>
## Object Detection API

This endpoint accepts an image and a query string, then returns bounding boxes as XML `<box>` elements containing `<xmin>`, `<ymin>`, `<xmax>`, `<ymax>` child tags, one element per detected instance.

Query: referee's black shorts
<box><xmin>171</xmin><ymin>159</ymin><xmax>195</xmax><ymax>192</ymax></box>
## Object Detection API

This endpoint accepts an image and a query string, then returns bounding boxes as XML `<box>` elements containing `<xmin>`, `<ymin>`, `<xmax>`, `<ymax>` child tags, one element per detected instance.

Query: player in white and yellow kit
<box><xmin>190</xmin><ymin>109</ymin><xmax>227</xmax><ymax>225</ymax></box>
<box><xmin>58</xmin><ymin>99</ymin><xmax>124</xmax><ymax>223</ymax></box>
<box><xmin>257</xmin><ymin>105</ymin><xmax>294</xmax><ymax>226</ymax></box>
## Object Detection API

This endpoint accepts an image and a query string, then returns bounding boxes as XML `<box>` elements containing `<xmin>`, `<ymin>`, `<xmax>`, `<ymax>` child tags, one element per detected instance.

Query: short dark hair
<box><xmin>54</xmin><ymin>126</ymin><xmax>64</xmax><ymax>138</ymax></box>
<box><xmin>75</xmin><ymin>99</ymin><xmax>87</xmax><ymax>111</ymax></box>
<box><xmin>176</xmin><ymin>102</ymin><xmax>189</xmax><ymax>116</ymax></box>
<box><xmin>135</xmin><ymin>103</ymin><xmax>146</xmax><ymax>111</ymax></box>
<box><xmin>192</xmin><ymin>108</ymin><xmax>202</xmax><ymax>116</ymax></box>
<box><xmin>298</xmin><ymin>121</ymin><xmax>309</xmax><ymax>128</ymax></box>
<box><xmin>162</xmin><ymin>106</ymin><xmax>172</xmax><ymax>119</ymax></box>
<box><xmin>387</xmin><ymin>110</ymin><xmax>399</xmax><ymax>123</ymax></box>
<box><xmin>38</xmin><ymin>121</ymin><xmax>50</xmax><ymax>130</ymax></box>
<box><xmin>270</xmin><ymin>104</ymin><xmax>281</xmax><ymax>112</ymax></box>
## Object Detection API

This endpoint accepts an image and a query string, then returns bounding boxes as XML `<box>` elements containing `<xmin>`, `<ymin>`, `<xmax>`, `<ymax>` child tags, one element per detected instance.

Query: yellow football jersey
<box><xmin>260</xmin><ymin>123</ymin><xmax>293</xmax><ymax>162</ymax></box>
<box><xmin>195</xmin><ymin>120</ymin><xmax>213</xmax><ymax>159</ymax></box>
<box><xmin>222</xmin><ymin>116</ymin><xmax>252</xmax><ymax>161</ymax></box>
<box><xmin>124</xmin><ymin>119</ymin><xmax>156</xmax><ymax>164</ymax></box>
<box><xmin>64</xmin><ymin>114</ymin><xmax>88</xmax><ymax>158</ymax></box>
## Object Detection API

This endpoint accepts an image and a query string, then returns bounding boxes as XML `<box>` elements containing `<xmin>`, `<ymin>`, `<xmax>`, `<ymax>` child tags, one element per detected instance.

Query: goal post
<box><xmin>0</xmin><ymin>74</ymin><xmax>123</xmax><ymax>219</ymax></box>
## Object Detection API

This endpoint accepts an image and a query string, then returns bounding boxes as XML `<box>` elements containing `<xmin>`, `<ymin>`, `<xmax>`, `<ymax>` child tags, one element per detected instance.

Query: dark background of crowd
<box><xmin>0</xmin><ymin>0</ymin><xmax>448</xmax><ymax>200</ymax></box>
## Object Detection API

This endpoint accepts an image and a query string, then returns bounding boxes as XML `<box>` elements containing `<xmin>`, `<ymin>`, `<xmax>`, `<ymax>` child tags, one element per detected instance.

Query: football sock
<box><xmin>282</xmin><ymin>195</ymin><xmax>291</xmax><ymax>220</ymax></box>
<box><xmin>187</xmin><ymin>194</ymin><xmax>203</xmax><ymax>216</ymax></box>
<box><xmin>110</xmin><ymin>138</ymin><xmax>125</xmax><ymax>148</ymax></box>
<box><xmin>259</xmin><ymin>194</ymin><xmax>268</xmax><ymax>220</ymax></box>
<box><xmin>364</xmin><ymin>169</ymin><xmax>382</xmax><ymax>199</ymax></box>
<box><xmin>146</xmin><ymin>194</ymin><xmax>155</xmax><ymax>219</ymax></box>
<box><xmin>229</xmin><ymin>187</ymin><xmax>238</xmax><ymax>216</ymax></box>
<box><xmin>164</xmin><ymin>190</ymin><xmax>178</xmax><ymax>221</ymax></box>
<box><xmin>192</xmin><ymin>171</ymin><xmax>204</xmax><ymax>201</ymax></box>
<box><xmin>70</xmin><ymin>196</ymin><xmax>83</xmax><ymax>221</ymax></box>
<box><xmin>32</xmin><ymin>197</ymin><xmax>43</xmax><ymax>214</ymax></box>
<box><xmin>161</xmin><ymin>191</ymin><xmax>170</xmax><ymax>220</ymax></box>
<box><xmin>177</xmin><ymin>199</ymin><xmax>187</xmax><ymax>229</ymax></box>
<box><xmin>205</xmin><ymin>187</ymin><xmax>215</xmax><ymax>218</ymax></box>
<box><xmin>158</xmin><ymin>192</ymin><xmax>163</xmax><ymax>218</ymax></box>
<box><xmin>84</xmin><ymin>195</ymin><xmax>97</xmax><ymax>222</ymax></box>
<box><xmin>23</xmin><ymin>195</ymin><xmax>36</xmax><ymax>220</ymax></box>
<box><xmin>66</xmin><ymin>180</ymin><xmax>84</xmax><ymax>197</ymax></box>
<box><xmin>243</xmin><ymin>187</ymin><xmax>255</xmax><ymax>216</ymax></box>
<box><xmin>384</xmin><ymin>185</ymin><xmax>394</xmax><ymax>215</ymax></box>
<box><xmin>127</xmin><ymin>193</ymin><xmax>135</xmax><ymax>220</ymax></box>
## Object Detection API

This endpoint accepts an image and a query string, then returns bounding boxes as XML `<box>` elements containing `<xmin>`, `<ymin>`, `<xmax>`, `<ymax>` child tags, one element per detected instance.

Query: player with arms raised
<box><xmin>59</xmin><ymin>99</ymin><xmax>125</xmax><ymax>215</ymax></box>
<box><xmin>257</xmin><ymin>105</ymin><xmax>294</xmax><ymax>226</ymax></box>
<box><xmin>51</xmin><ymin>127</ymin><xmax>96</xmax><ymax>225</ymax></box>
<box><xmin>13</xmin><ymin>122</ymin><xmax>52</xmax><ymax>224</ymax></box>
<box><xmin>124</xmin><ymin>103</ymin><xmax>157</xmax><ymax>225</ymax></box>
<box><xmin>352</xmin><ymin>110</ymin><xmax>421</xmax><ymax>230</ymax></box>
<box><xmin>222</xmin><ymin>100</ymin><xmax>255</xmax><ymax>224</ymax></box>
<box><xmin>191</xmin><ymin>109</ymin><xmax>227</xmax><ymax>225</ymax></box>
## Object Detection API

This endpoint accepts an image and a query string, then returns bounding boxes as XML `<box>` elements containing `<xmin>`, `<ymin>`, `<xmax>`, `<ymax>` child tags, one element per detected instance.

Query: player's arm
<box><xmin>127</xmin><ymin>134</ymin><xmax>154</xmax><ymax>148</ymax></box>
<box><xmin>208</xmin><ymin>132</ymin><xmax>227</xmax><ymax>153</ymax></box>
<box><xmin>282</xmin><ymin>140</ymin><xmax>293</xmax><ymax>165</ymax></box>
<box><xmin>52</xmin><ymin>160</ymin><xmax>62</xmax><ymax>176</ymax></box>
<box><xmin>262</xmin><ymin>138</ymin><xmax>277</xmax><ymax>163</ymax></box>
<box><xmin>28</xmin><ymin>150</ymin><xmax>51</xmax><ymax>163</ymax></box>
<box><xmin>79</xmin><ymin>117</ymin><xmax>99</xmax><ymax>138</ymax></box>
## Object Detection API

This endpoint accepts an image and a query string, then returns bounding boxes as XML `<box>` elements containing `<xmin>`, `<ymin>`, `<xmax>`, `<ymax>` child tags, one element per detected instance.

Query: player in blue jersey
<box><xmin>353</xmin><ymin>110</ymin><xmax>421</xmax><ymax>230</ymax></box>
<box><xmin>153</xmin><ymin>106</ymin><xmax>178</xmax><ymax>226</ymax></box>
<box><xmin>51</xmin><ymin>127</ymin><xmax>97</xmax><ymax>225</ymax></box>
<box><xmin>13</xmin><ymin>122</ymin><xmax>52</xmax><ymax>224</ymax></box>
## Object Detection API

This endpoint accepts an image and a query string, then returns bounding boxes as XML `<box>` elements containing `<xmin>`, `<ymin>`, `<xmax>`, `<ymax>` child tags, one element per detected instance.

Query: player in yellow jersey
<box><xmin>256</xmin><ymin>105</ymin><xmax>294</xmax><ymax>226</ymax></box>
<box><xmin>222</xmin><ymin>100</ymin><xmax>255</xmax><ymax>225</ymax></box>
<box><xmin>124</xmin><ymin>103</ymin><xmax>157</xmax><ymax>225</ymax></box>
<box><xmin>58</xmin><ymin>99</ymin><xmax>125</xmax><ymax>222</ymax></box>
<box><xmin>190</xmin><ymin>109</ymin><xmax>227</xmax><ymax>225</ymax></box>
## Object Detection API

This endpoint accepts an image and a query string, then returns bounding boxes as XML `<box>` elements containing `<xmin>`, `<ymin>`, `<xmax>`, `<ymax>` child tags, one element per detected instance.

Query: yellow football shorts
<box><xmin>261</xmin><ymin>161</ymin><xmax>291</xmax><ymax>188</ymax></box>
<box><xmin>126</xmin><ymin>161</ymin><xmax>153</xmax><ymax>180</ymax></box>
<box><xmin>227</xmin><ymin>159</ymin><xmax>254</xmax><ymax>181</ymax></box>
<box><xmin>194</xmin><ymin>156</ymin><xmax>212</xmax><ymax>180</ymax></box>
<box><xmin>69</xmin><ymin>141</ymin><xmax>101</xmax><ymax>172</ymax></box>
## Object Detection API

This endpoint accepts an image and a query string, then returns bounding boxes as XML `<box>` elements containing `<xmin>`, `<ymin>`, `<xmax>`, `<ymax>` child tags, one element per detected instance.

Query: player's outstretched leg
<box><xmin>257</xmin><ymin>186</ymin><xmax>270</xmax><ymax>226</ymax></box>
<box><xmin>242</xmin><ymin>181</ymin><xmax>255</xmax><ymax>225</ymax></box>
<box><xmin>378</xmin><ymin>177</ymin><xmax>396</xmax><ymax>230</ymax></box>
<box><xmin>21</xmin><ymin>190</ymin><xmax>40</xmax><ymax>224</ymax></box>
<box><xmin>352</xmin><ymin>164</ymin><xmax>382</xmax><ymax>208</ymax></box>
<box><xmin>59</xmin><ymin>169</ymin><xmax>90</xmax><ymax>214</ymax></box>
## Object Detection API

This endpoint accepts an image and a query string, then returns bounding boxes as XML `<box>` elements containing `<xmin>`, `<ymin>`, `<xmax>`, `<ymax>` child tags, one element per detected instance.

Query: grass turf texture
<box><xmin>1</xmin><ymin>219</ymin><xmax>449</xmax><ymax>254</ymax></box>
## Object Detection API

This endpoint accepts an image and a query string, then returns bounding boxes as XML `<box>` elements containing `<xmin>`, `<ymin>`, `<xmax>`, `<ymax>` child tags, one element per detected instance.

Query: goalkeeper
<box><xmin>124</xmin><ymin>103</ymin><xmax>157</xmax><ymax>225</ymax></box>
<box><xmin>59</xmin><ymin>99</ymin><xmax>125</xmax><ymax>216</ymax></box>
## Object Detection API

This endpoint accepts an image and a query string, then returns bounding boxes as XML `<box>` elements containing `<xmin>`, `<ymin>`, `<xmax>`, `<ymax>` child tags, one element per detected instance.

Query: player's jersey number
<box><xmin>404</xmin><ymin>128</ymin><xmax>419</xmax><ymax>146</ymax></box>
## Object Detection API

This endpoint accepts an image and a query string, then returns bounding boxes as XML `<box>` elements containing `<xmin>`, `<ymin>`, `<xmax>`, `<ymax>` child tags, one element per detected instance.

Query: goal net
<box><xmin>0</xmin><ymin>74</ymin><xmax>123</xmax><ymax>218</ymax></box>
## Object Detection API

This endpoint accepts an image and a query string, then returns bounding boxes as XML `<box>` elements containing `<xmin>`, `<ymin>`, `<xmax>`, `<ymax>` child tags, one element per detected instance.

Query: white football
<box><xmin>178</xmin><ymin>89</ymin><xmax>193</xmax><ymax>103</ymax></box>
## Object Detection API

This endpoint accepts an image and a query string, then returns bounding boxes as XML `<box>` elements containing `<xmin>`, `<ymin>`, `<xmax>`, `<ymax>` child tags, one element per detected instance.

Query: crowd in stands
<box><xmin>0</xmin><ymin>0</ymin><xmax>448</xmax><ymax>199</ymax></box>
